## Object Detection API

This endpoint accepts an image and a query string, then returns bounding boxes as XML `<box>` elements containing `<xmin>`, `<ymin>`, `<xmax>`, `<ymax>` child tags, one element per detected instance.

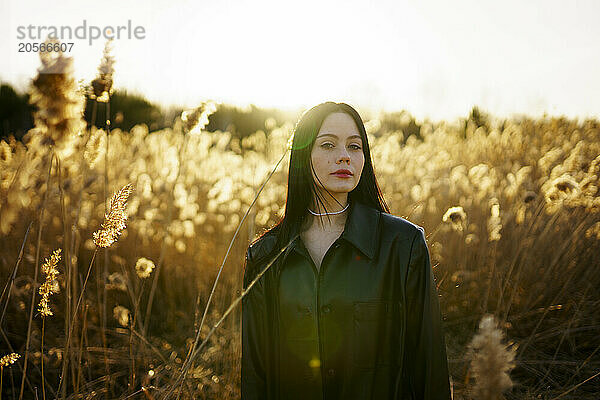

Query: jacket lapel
<box><xmin>340</xmin><ymin>201</ymin><xmax>380</xmax><ymax>260</ymax></box>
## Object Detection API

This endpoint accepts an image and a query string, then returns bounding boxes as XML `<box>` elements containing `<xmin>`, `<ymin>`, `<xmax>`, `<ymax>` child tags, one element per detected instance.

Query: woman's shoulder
<box><xmin>378</xmin><ymin>209</ymin><xmax>425</xmax><ymax>242</ymax></box>
<box><xmin>247</xmin><ymin>230</ymin><xmax>278</xmax><ymax>263</ymax></box>
<box><xmin>243</xmin><ymin>230</ymin><xmax>279</xmax><ymax>288</ymax></box>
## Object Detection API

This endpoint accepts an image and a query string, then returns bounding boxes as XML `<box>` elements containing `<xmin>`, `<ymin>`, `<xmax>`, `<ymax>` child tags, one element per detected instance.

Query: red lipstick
<box><xmin>331</xmin><ymin>169</ymin><xmax>353</xmax><ymax>178</ymax></box>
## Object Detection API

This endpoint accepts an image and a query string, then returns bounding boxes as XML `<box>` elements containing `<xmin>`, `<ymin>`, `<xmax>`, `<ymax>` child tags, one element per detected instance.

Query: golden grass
<box><xmin>37</xmin><ymin>248</ymin><xmax>61</xmax><ymax>317</ymax></box>
<box><xmin>92</xmin><ymin>183</ymin><xmax>134</xmax><ymax>248</ymax></box>
<box><xmin>0</xmin><ymin>41</ymin><xmax>599</xmax><ymax>399</ymax></box>
<box><xmin>0</xmin><ymin>353</ymin><xmax>20</xmax><ymax>367</ymax></box>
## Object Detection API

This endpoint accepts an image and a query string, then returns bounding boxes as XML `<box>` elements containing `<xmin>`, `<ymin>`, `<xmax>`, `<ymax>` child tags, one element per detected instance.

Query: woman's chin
<box><xmin>323</xmin><ymin>185</ymin><xmax>356</xmax><ymax>194</ymax></box>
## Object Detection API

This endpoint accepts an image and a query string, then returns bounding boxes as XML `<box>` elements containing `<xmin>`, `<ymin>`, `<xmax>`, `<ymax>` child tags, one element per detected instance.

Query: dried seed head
<box><xmin>113</xmin><ymin>305</ymin><xmax>130</xmax><ymax>327</ymax></box>
<box><xmin>181</xmin><ymin>101</ymin><xmax>217</xmax><ymax>134</ymax></box>
<box><xmin>442</xmin><ymin>206</ymin><xmax>467</xmax><ymax>232</ymax></box>
<box><xmin>90</xmin><ymin>39</ymin><xmax>115</xmax><ymax>102</ymax></box>
<box><xmin>0</xmin><ymin>140</ymin><xmax>12</xmax><ymax>164</ymax></box>
<box><xmin>84</xmin><ymin>128</ymin><xmax>106</xmax><ymax>168</ymax></box>
<box><xmin>28</xmin><ymin>38</ymin><xmax>85</xmax><ymax>160</ymax></box>
<box><xmin>487</xmin><ymin>198</ymin><xmax>502</xmax><ymax>242</ymax></box>
<box><xmin>135</xmin><ymin>257</ymin><xmax>156</xmax><ymax>279</ymax></box>
<box><xmin>443</xmin><ymin>206</ymin><xmax>466</xmax><ymax>223</ymax></box>
<box><xmin>106</xmin><ymin>272</ymin><xmax>128</xmax><ymax>291</ymax></box>
<box><xmin>38</xmin><ymin>248</ymin><xmax>62</xmax><ymax>317</ymax></box>
<box><xmin>93</xmin><ymin>183</ymin><xmax>134</xmax><ymax>248</ymax></box>
<box><xmin>467</xmin><ymin>314</ymin><xmax>517</xmax><ymax>400</ymax></box>
<box><xmin>552</xmin><ymin>175</ymin><xmax>579</xmax><ymax>194</ymax></box>
<box><xmin>0</xmin><ymin>353</ymin><xmax>21</xmax><ymax>367</ymax></box>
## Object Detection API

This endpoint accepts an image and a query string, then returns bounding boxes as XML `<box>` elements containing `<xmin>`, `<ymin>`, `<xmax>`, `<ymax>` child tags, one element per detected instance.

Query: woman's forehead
<box><xmin>318</xmin><ymin>113</ymin><xmax>360</xmax><ymax>137</ymax></box>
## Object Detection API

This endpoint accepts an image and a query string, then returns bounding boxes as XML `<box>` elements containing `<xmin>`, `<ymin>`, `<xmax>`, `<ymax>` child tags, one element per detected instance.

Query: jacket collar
<box><xmin>289</xmin><ymin>200</ymin><xmax>381</xmax><ymax>260</ymax></box>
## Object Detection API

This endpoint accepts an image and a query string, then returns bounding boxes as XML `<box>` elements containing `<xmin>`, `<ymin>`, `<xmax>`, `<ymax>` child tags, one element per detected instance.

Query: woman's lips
<box><xmin>331</xmin><ymin>172</ymin><xmax>353</xmax><ymax>178</ymax></box>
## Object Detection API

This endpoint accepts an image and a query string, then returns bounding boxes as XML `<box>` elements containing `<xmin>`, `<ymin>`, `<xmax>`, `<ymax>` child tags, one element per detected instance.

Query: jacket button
<box><xmin>328</xmin><ymin>368</ymin><xmax>335</xmax><ymax>376</ymax></box>
<box><xmin>298</xmin><ymin>305</ymin><xmax>311</xmax><ymax>315</ymax></box>
<box><xmin>322</xmin><ymin>305</ymin><xmax>330</xmax><ymax>313</ymax></box>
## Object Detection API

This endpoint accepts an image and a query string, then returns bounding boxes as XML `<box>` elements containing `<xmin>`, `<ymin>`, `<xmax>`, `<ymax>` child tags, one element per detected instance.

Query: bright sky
<box><xmin>1</xmin><ymin>0</ymin><xmax>599</xmax><ymax>122</ymax></box>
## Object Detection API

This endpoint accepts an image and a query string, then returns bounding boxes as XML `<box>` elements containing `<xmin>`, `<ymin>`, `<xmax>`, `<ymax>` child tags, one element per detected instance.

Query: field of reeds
<box><xmin>1</xmin><ymin>40</ymin><xmax>599</xmax><ymax>400</ymax></box>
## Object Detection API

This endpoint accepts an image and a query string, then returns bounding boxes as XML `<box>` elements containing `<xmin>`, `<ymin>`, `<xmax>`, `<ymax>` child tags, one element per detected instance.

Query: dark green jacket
<box><xmin>242</xmin><ymin>200</ymin><xmax>451</xmax><ymax>399</ymax></box>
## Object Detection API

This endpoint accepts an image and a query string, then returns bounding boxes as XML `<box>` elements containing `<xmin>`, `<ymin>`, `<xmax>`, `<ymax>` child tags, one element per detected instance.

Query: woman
<box><xmin>242</xmin><ymin>102</ymin><xmax>451</xmax><ymax>399</ymax></box>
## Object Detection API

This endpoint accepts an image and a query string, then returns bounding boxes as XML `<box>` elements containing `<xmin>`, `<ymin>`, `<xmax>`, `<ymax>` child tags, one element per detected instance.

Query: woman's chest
<box><xmin>272</xmin><ymin>238</ymin><xmax>411</xmax><ymax>376</ymax></box>
<box><xmin>300</xmin><ymin>229</ymin><xmax>343</xmax><ymax>270</ymax></box>
<box><xmin>275</xmin><ymin>237</ymin><xmax>410</xmax><ymax>318</ymax></box>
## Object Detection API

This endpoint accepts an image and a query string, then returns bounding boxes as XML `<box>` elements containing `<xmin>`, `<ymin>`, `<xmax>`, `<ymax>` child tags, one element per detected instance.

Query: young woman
<box><xmin>241</xmin><ymin>102</ymin><xmax>451</xmax><ymax>400</ymax></box>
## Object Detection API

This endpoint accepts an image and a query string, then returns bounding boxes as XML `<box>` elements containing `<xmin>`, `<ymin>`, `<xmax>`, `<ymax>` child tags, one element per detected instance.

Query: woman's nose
<box><xmin>337</xmin><ymin>149</ymin><xmax>350</xmax><ymax>163</ymax></box>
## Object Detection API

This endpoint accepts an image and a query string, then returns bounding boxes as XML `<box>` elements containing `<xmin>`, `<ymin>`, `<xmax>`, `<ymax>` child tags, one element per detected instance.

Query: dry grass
<box><xmin>0</xmin><ymin>41</ymin><xmax>599</xmax><ymax>399</ymax></box>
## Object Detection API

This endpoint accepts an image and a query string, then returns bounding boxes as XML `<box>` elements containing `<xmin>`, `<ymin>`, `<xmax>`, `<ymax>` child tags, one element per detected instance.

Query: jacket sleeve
<box><xmin>241</xmin><ymin>246</ymin><xmax>268</xmax><ymax>399</ymax></box>
<box><xmin>402</xmin><ymin>227</ymin><xmax>451</xmax><ymax>399</ymax></box>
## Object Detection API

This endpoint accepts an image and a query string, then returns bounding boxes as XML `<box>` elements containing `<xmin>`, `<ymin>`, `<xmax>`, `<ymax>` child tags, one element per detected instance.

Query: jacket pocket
<box><xmin>352</xmin><ymin>300</ymin><xmax>401</xmax><ymax>368</ymax></box>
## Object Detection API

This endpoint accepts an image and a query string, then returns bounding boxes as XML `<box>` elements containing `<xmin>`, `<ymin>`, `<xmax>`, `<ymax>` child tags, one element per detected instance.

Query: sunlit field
<box><xmin>1</xmin><ymin>42</ymin><xmax>599</xmax><ymax>400</ymax></box>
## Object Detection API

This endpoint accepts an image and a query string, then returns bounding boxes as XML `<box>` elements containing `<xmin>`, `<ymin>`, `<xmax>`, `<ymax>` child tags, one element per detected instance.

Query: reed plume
<box><xmin>181</xmin><ymin>102</ymin><xmax>217</xmax><ymax>134</ymax></box>
<box><xmin>135</xmin><ymin>257</ymin><xmax>156</xmax><ymax>279</ymax></box>
<box><xmin>113</xmin><ymin>305</ymin><xmax>131</xmax><ymax>327</ymax></box>
<box><xmin>467</xmin><ymin>314</ymin><xmax>517</xmax><ymax>400</ymax></box>
<box><xmin>443</xmin><ymin>205</ymin><xmax>467</xmax><ymax>232</ymax></box>
<box><xmin>28</xmin><ymin>38</ymin><xmax>85</xmax><ymax>159</ymax></box>
<box><xmin>90</xmin><ymin>39</ymin><xmax>115</xmax><ymax>103</ymax></box>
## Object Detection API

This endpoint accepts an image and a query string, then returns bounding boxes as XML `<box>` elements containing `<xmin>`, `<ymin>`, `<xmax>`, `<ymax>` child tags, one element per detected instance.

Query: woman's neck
<box><xmin>304</xmin><ymin>199</ymin><xmax>349</xmax><ymax>232</ymax></box>
<box><xmin>308</xmin><ymin>192</ymin><xmax>349</xmax><ymax>214</ymax></box>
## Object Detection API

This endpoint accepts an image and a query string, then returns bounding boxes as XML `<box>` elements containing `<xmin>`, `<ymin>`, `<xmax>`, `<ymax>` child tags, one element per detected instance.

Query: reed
<box><xmin>466</xmin><ymin>314</ymin><xmax>517</xmax><ymax>400</ymax></box>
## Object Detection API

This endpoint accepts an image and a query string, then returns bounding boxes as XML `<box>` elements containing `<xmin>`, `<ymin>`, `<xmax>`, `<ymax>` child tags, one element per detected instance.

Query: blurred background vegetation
<box><xmin>0</xmin><ymin>47</ymin><xmax>599</xmax><ymax>400</ymax></box>
<box><xmin>0</xmin><ymin>82</ymin><xmax>305</xmax><ymax>141</ymax></box>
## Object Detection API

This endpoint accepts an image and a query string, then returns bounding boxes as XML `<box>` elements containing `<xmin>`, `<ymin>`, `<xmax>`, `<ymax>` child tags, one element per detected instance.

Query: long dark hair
<box><xmin>251</xmin><ymin>101</ymin><xmax>389</xmax><ymax>265</ymax></box>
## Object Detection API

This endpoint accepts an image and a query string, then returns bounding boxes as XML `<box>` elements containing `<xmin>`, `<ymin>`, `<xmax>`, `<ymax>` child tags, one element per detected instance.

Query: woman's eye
<box><xmin>320</xmin><ymin>142</ymin><xmax>361</xmax><ymax>150</ymax></box>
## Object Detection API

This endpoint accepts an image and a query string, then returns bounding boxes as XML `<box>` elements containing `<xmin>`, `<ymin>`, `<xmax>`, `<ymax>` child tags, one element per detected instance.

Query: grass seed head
<box><xmin>467</xmin><ymin>314</ymin><xmax>517</xmax><ymax>400</ymax></box>
<box><xmin>0</xmin><ymin>353</ymin><xmax>20</xmax><ymax>367</ymax></box>
<box><xmin>38</xmin><ymin>248</ymin><xmax>62</xmax><ymax>317</ymax></box>
<box><xmin>135</xmin><ymin>257</ymin><xmax>156</xmax><ymax>279</ymax></box>
<box><xmin>93</xmin><ymin>183</ymin><xmax>134</xmax><ymax>248</ymax></box>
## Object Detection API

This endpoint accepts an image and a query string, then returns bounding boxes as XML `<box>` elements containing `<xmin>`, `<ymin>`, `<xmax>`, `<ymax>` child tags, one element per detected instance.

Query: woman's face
<box><xmin>310</xmin><ymin>112</ymin><xmax>365</xmax><ymax>197</ymax></box>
